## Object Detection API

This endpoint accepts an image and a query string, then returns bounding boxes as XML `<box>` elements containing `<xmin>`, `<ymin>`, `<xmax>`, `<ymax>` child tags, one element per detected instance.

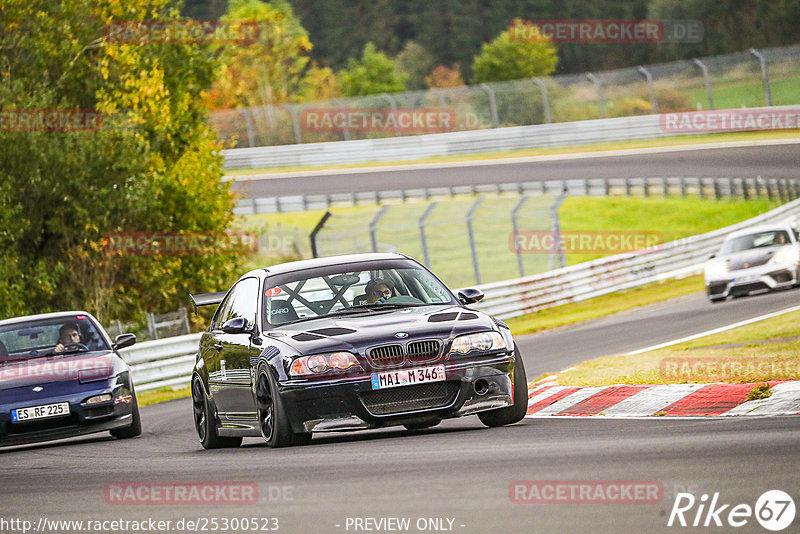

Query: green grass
<box><xmin>685</xmin><ymin>75</ymin><xmax>800</xmax><ymax>110</ymax></box>
<box><xmin>555</xmin><ymin>310</ymin><xmax>800</xmax><ymax>386</ymax></box>
<box><xmin>138</xmin><ymin>386</ymin><xmax>190</xmax><ymax>407</ymax></box>
<box><xmin>225</xmin><ymin>129</ymin><xmax>800</xmax><ymax>176</ymax></box>
<box><xmin>560</xmin><ymin>197</ymin><xmax>783</xmax><ymax>264</ymax></box>
<box><xmin>244</xmin><ymin>196</ymin><xmax>783</xmax><ymax>289</ymax></box>
<box><xmin>506</xmin><ymin>275</ymin><xmax>704</xmax><ymax>337</ymax></box>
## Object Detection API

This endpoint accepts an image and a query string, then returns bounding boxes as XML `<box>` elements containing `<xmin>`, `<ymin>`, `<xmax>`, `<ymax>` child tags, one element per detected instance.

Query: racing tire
<box><xmin>192</xmin><ymin>377</ymin><xmax>242</xmax><ymax>449</ymax></box>
<box><xmin>256</xmin><ymin>368</ymin><xmax>309</xmax><ymax>447</ymax></box>
<box><xmin>110</xmin><ymin>386</ymin><xmax>142</xmax><ymax>439</ymax></box>
<box><xmin>478</xmin><ymin>347</ymin><xmax>528</xmax><ymax>428</ymax></box>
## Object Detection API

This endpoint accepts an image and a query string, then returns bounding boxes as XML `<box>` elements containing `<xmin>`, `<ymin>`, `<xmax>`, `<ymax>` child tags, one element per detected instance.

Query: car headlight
<box><xmin>85</xmin><ymin>393</ymin><xmax>112</xmax><ymax>404</ymax></box>
<box><xmin>449</xmin><ymin>332</ymin><xmax>507</xmax><ymax>355</ymax></box>
<box><xmin>773</xmin><ymin>246</ymin><xmax>799</xmax><ymax>267</ymax></box>
<box><xmin>704</xmin><ymin>259</ymin><xmax>729</xmax><ymax>279</ymax></box>
<box><xmin>289</xmin><ymin>352</ymin><xmax>362</xmax><ymax>378</ymax></box>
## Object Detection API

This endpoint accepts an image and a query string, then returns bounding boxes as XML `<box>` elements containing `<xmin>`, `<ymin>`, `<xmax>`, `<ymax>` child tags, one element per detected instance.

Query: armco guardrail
<box><xmin>234</xmin><ymin>176</ymin><xmax>800</xmax><ymax>214</ymax></box>
<box><xmin>222</xmin><ymin>106</ymin><xmax>798</xmax><ymax>170</ymax></box>
<box><xmin>123</xmin><ymin>198</ymin><xmax>800</xmax><ymax>390</ymax></box>
<box><xmin>119</xmin><ymin>333</ymin><xmax>201</xmax><ymax>392</ymax></box>
<box><xmin>473</xmin><ymin>197</ymin><xmax>800</xmax><ymax>319</ymax></box>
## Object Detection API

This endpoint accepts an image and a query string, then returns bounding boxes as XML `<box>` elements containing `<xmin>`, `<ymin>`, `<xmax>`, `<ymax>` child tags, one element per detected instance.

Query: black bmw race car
<box><xmin>190</xmin><ymin>253</ymin><xmax>528</xmax><ymax>449</ymax></box>
<box><xmin>0</xmin><ymin>311</ymin><xmax>141</xmax><ymax>448</ymax></box>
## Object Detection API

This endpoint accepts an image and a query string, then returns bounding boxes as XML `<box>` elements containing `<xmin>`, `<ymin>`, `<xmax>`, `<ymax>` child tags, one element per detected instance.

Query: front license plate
<box><xmin>12</xmin><ymin>402</ymin><xmax>70</xmax><ymax>422</ymax></box>
<box><xmin>371</xmin><ymin>365</ymin><xmax>445</xmax><ymax>390</ymax></box>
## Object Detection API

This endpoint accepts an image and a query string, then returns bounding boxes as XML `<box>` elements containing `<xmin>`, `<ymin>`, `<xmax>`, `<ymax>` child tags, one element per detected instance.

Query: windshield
<box><xmin>0</xmin><ymin>315</ymin><xmax>110</xmax><ymax>361</ymax></box>
<box><xmin>719</xmin><ymin>230</ymin><xmax>791</xmax><ymax>256</ymax></box>
<box><xmin>262</xmin><ymin>261</ymin><xmax>457</xmax><ymax>327</ymax></box>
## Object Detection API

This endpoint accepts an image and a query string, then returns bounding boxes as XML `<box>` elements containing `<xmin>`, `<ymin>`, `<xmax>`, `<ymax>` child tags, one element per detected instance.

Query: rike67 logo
<box><xmin>668</xmin><ymin>490</ymin><xmax>795</xmax><ymax>531</ymax></box>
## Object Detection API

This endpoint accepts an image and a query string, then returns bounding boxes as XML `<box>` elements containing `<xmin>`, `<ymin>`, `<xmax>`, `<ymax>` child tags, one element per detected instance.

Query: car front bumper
<box><xmin>705</xmin><ymin>265</ymin><xmax>798</xmax><ymax>300</ymax></box>
<box><xmin>0</xmin><ymin>384</ymin><xmax>136</xmax><ymax>447</ymax></box>
<box><xmin>277</xmin><ymin>352</ymin><xmax>516</xmax><ymax>434</ymax></box>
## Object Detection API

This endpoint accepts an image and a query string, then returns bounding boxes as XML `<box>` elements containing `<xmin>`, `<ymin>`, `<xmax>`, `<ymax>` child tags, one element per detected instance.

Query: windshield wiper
<box><xmin>333</xmin><ymin>303</ymin><xmax>423</xmax><ymax>313</ymax></box>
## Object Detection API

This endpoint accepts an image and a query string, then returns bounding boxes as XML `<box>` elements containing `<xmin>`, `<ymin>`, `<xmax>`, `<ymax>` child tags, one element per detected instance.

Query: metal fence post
<box><xmin>511</xmin><ymin>195</ymin><xmax>530</xmax><ymax>277</ymax></box>
<box><xmin>147</xmin><ymin>312</ymin><xmax>157</xmax><ymax>341</ymax></box>
<box><xmin>380</xmin><ymin>93</ymin><xmax>401</xmax><ymax>136</ymax></box>
<box><xmin>531</xmin><ymin>78</ymin><xmax>551</xmax><ymax>123</ymax></box>
<box><xmin>480</xmin><ymin>83</ymin><xmax>499</xmax><ymax>128</ymax></box>
<box><xmin>369</xmin><ymin>205</ymin><xmax>390</xmax><ymax>253</ymax></box>
<box><xmin>549</xmin><ymin>190</ymin><xmax>568</xmax><ymax>270</ymax></box>
<box><xmin>749</xmin><ymin>48</ymin><xmax>773</xmax><ymax>106</ymax></box>
<box><xmin>636</xmin><ymin>66</ymin><xmax>658</xmax><ymax>114</ymax></box>
<box><xmin>692</xmin><ymin>58</ymin><xmax>714</xmax><ymax>110</ymax></box>
<box><xmin>332</xmin><ymin>99</ymin><xmax>351</xmax><ymax>140</ymax></box>
<box><xmin>281</xmin><ymin>104</ymin><xmax>303</xmax><ymax>144</ymax></box>
<box><xmin>179</xmin><ymin>307</ymin><xmax>190</xmax><ymax>335</ymax></box>
<box><xmin>466</xmin><ymin>197</ymin><xmax>485</xmax><ymax>285</ymax></box>
<box><xmin>418</xmin><ymin>201</ymin><xmax>438</xmax><ymax>267</ymax></box>
<box><xmin>238</xmin><ymin>108</ymin><xmax>255</xmax><ymax>148</ymax></box>
<box><xmin>309</xmin><ymin>211</ymin><xmax>332</xmax><ymax>258</ymax></box>
<box><xmin>586</xmin><ymin>73</ymin><xmax>605</xmax><ymax>119</ymax></box>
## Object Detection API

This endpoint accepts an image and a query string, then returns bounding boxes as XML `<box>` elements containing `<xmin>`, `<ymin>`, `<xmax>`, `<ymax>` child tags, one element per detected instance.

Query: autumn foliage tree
<box><xmin>0</xmin><ymin>0</ymin><xmax>241</xmax><ymax>322</ymax></box>
<box><xmin>206</xmin><ymin>0</ymin><xmax>316</xmax><ymax>108</ymax></box>
<box><xmin>471</xmin><ymin>21</ymin><xmax>558</xmax><ymax>83</ymax></box>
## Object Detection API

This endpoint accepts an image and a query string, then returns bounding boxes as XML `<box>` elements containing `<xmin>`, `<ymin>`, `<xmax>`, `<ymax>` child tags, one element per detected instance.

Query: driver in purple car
<box><xmin>54</xmin><ymin>322</ymin><xmax>82</xmax><ymax>353</ymax></box>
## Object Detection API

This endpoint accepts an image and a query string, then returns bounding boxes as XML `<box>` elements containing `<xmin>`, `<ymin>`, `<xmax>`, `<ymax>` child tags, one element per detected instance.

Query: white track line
<box><xmin>626</xmin><ymin>304</ymin><xmax>800</xmax><ymax>355</ymax></box>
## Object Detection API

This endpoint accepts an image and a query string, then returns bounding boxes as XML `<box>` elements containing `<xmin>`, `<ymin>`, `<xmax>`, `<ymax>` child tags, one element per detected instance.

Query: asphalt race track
<box><xmin>3</xmin><ymin>144</ymin><xmax>800</xmax><ymax>533</ymax></box>
<box><xmin>231</xmin><ymin>142</ymin><xmax>800</xmax><ymax>198</ymax></box>
<box><xmin>518</xmin><ymin>286</ymin><xmax>800</xmax><ymax>378</ymax></box>
<box><xmin>2</xmin><ymin>287</ymin><xmax>799</xmax><ymax>534</ymax></box>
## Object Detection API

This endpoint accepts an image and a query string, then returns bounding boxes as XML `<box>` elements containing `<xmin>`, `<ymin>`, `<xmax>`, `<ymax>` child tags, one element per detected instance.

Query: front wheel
<box><xmin>256</xmin><ymin>369</ymin><xmax>310</xmax><ymax>447</ymax></box>
<box><xmin>478</xmin><ymin>347</ymin><xmax>528</xmax><ymax>428</ymax></box>
<box><xmin>192</xmin><ymin>377</ymin><xmax>242</xmax><ymax>449</ymax></box>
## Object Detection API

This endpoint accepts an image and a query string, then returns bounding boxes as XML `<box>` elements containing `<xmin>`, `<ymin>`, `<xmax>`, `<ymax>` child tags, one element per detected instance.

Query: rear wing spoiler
<box><xmin>189</xmin><ymin>291</ymin><xmax>227</xmax><ymax>312</ymax></box>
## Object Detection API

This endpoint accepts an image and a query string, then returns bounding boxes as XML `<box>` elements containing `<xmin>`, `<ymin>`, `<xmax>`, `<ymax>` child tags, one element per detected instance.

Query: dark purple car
<box><xmin>0</xmin><ymin>311</ymin><xmax>141</xmax><ymax>448</ymax></box>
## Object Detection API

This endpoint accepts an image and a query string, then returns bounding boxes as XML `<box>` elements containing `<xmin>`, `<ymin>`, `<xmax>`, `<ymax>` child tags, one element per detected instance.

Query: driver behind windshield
<box><xmin>53</xmin><ymin>322</ymin><xmax>81</xmax><ymax>353</ymax></box>
<box><xmin>365</xmin><ymin>279</ymin><xmax>395</xmax><ymax>304</ymax></box>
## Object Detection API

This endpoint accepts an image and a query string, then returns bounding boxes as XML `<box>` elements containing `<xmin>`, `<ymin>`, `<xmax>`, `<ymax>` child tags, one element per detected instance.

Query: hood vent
<box><xmin>292</xmin><ymin>333</ymin><xmax>325</xmax><ymax>342</ymax></box>
<box><xmin>428</xmin><ymin>312</ymin><xmax>459</xmax><ymax>322</ymax></box>
<box><xmin>309</xmin><ymin>327</ymin><xmax>356</xmax><ymax>336</ymax></box>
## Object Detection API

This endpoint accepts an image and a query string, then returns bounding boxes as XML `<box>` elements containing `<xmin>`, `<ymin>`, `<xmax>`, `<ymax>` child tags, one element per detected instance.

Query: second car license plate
<box><xmin>12</xmin><ymin>402</ymin><xmax>70</xmax><ymax>422</ymax></box>
<box><xmin>371</xmin><ymin>365</ymin><xmax>445</xmax><ymax>390</ymax></box>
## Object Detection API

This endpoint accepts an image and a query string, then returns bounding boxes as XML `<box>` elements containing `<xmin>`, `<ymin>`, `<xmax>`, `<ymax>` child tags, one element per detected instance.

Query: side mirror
<box><xmin>113</xmin><ymin>333</ymin><xmax>136</xmax><ymax>351</ymax></box>
<box><xmin>457</xmin><ymin>288</ymin><xmax>485</xmax><ymax>305</ymax></box>
<box><xmin>221</xmin><ymin>317</ymin><xmax>251</xmax><ymax>334</ymax></box>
